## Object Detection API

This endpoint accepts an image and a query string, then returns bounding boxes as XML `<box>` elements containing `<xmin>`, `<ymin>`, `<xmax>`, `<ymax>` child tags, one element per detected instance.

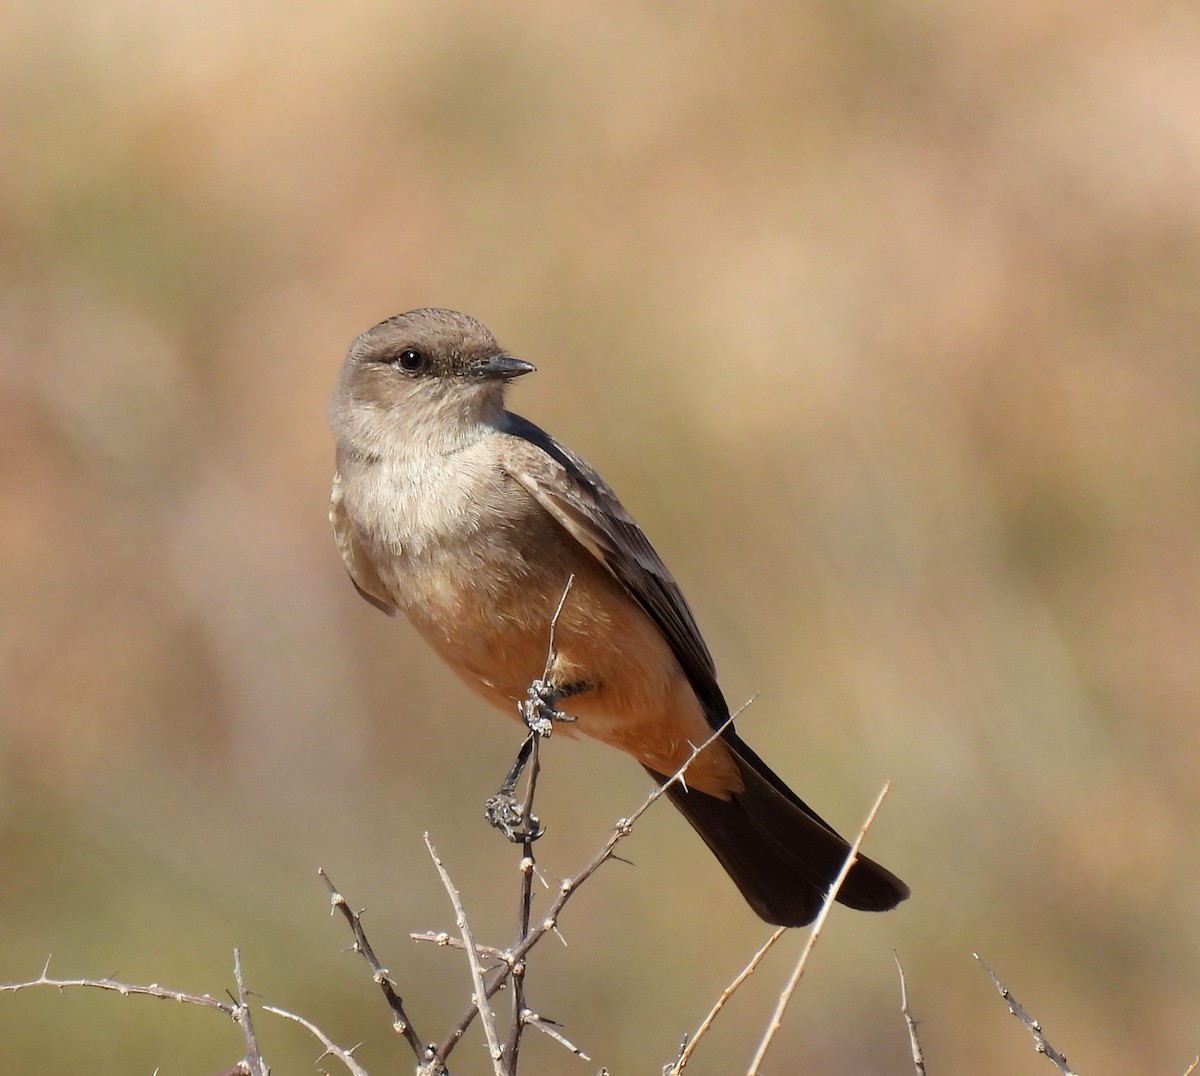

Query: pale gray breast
<box><xmin>349</xmin><ymin>436</ymin><xmax>563</xmax><ymax>616</ymax></box>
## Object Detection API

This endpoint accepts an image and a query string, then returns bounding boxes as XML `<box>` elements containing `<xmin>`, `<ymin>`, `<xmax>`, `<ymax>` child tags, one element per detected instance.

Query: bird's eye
<box><xmin>394</xmin><ymin>349</ymin><xmax>425</xmax><ymax>372</ymax></box>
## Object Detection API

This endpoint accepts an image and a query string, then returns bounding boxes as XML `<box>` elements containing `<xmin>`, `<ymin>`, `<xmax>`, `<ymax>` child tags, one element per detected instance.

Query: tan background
<box><xmin>3</xmin><ymin>1</ymin><xmax>1199</xmax><ymax>1072</ymax></box>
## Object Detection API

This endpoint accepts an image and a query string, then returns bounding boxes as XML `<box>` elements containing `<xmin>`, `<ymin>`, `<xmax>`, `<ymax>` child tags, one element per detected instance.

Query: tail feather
<box><xmin>651</xmin><ymin>733</ymin><xmax>909</xmax><ymax>927</ymax></box>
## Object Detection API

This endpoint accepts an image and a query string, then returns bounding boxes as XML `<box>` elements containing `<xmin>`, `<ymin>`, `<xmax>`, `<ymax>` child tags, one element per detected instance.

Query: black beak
<box><xmin>472</xmin><ymin>353</ymin><xmax>536</xmax><ymax>380</ymax></box>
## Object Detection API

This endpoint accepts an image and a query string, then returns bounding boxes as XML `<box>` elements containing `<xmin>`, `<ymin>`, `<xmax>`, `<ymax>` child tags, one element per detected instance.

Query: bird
<box><xmin>327</xmin><ymin>307</ymin><xmax>908</xmax><ymax>926</ymax></box>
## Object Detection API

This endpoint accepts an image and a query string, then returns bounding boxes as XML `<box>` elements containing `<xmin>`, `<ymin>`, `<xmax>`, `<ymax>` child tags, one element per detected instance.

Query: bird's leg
<box><xmin>486</xmin><ymin>577</ymin><xmax>585</xmax><ymax>840</ymax></box>
<box><xmin>485</xmin><ymin>733</ymin><xmax>543</xmax><ymax>840</ymax></box>
<box><xmin>485</xmin><ymin>679</ymin><xmax>593</xmax><ymax>842</ymax></box>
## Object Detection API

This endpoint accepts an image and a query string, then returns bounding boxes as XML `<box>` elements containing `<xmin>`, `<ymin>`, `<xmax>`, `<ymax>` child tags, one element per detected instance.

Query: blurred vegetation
<box><xmin>3</xmin><ymin>1</ymin><xmax>1200</xmax><ymax>1072</ymax></box>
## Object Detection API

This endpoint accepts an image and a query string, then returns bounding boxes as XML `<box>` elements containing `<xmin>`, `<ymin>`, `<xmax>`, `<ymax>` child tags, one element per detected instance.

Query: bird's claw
<box><xmin>484</xmin><ymin>789</ymin><xmax>545</xmax><ymax>843</ymax></box>
<box><xmin>520</xmin><ymin>678</ymin><xmax>576</xmax><ymax>737</ymax></box>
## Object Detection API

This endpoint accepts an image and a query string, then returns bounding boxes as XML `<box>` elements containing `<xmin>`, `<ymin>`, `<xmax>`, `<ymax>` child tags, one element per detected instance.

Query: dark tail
<box><xmin>650</xmin><ymin>732</ymin><xmax>909</xmax><ymax>927</ymax></box>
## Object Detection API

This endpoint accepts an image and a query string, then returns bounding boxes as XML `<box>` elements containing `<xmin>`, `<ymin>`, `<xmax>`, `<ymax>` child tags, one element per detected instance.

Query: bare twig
<box><xmin>974</xmin><ymin>953</ymin><xmax>1077</xmax><ymax>1076</ymax></box>
<box><xmin>425</xmin><ymin>834</ymin><xmax>507</xmax><ymax>1076</ymax></box>
<box><xmin>746</xmin><ymin>781</ymin><xmax>893</xmax><ymax>1076</ymax></box>
<box><xmin>506</xmin><ymin>734</ymin><xmax>541</xmax><ymax>1070</ymax></box>
<box><xmin>319</xmin><ymin>868</ymin><xmax>434</xmax><ymax>1067</ymax></box>
<box><xmin>0</xmin><ymin>954</ymin><xmax>265</xmax><ymax>1074</ymax></box>
<box><xmin>1181</xmin><ymin>1057</ymin><xmax>1199</xmax><ymax>1076</ymax></box>
<box><xmin>668</xmin><ymin>927</ymin><xmax>788</xmax><ymax>1073</ymax></box>
<box><xmin>262</xmin><ymin>1005</ymin><xmax>369</xmax><ymax>1076</ymax></box>
<box><xmin>0</xmin><ymin>955</ymin><xmax>234</xmax><ymax>1014</ymax></box>
<box><xmin>893</xmin><ymin>950</ymin><xmax>926</xmax><ymax>1075</ymax></box>
<box><xmin>410</xmin><ymin>932</ymin><xmax>507</xmax><ymax>962</ymax></box>
<box><xmin>506</xmin><ymin>577</ymin><xmax>576</xmax><ymax>1070</ymax></box>
<box><xmin>521</xmin><ymin>1008</ymin><xmax>591</xmax><ymax>1060</ymax></box>
<box><xmin>539</xmin><ymin>575</ymin><xmax>575</xmax><ymax>691</ymax></box>
<box><xmin>232</xmin><ymin>949</ymin><xmax>268</xmax><ymax>1076</ymax></box>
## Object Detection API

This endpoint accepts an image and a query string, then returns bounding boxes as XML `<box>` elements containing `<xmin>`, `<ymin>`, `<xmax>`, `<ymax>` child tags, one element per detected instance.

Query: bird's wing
<box><xmin>500</xmin><ymin>413</ymin><xmax>728</xmax><ymax>724</ymax></box>
<box><xmin>329</xmin><ymin>470</ymin><xmax>397</xmax><ymax>616</ymax></box>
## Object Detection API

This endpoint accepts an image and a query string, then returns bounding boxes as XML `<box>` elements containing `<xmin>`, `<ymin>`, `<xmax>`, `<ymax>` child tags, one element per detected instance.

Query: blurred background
<box><xmin>3</xmin><ymin>1</ymin><xmax>1199</xmax><ymax>1072</ymax></box>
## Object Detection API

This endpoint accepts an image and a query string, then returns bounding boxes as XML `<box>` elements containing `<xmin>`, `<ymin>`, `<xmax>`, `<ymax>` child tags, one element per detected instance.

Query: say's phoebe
<box><xmin>328</xmin><ymin>308</ymin><xmax>908</xmax><ymax>926</ymax></box>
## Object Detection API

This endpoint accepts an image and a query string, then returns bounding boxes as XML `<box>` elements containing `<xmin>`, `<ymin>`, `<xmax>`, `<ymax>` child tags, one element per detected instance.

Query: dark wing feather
<box><xmin>501</xmin><ymin>413</ymin><xmax>729</xmax><ymax>725</ymax></box>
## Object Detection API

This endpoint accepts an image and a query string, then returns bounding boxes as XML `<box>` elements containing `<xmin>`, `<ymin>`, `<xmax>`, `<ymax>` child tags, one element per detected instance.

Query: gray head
<box><xmin>329</xmin><ymin>308</ymin><xmax>534</xmax><ymax>453</ymax></box>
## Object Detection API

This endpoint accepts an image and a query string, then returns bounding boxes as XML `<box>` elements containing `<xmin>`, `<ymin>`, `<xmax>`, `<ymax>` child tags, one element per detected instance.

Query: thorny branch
<box><xmin>0</xmin><ymin>952</ymin><xmax>368</xmax><ymax>1076</ymax></box>
<box><xmin>506</xmin><ymin>733</ymin><xmax>541</xmax><ymax>1069</ymax></box>
<box><xmin>263</xmin><ymin>1004</ymin><xmax>370</xmax><ymax>1076</ymax></box>
<box><xmin>505</xmin><ymin>576</ymin><xmax>574</xmax><ymax>1069</ymax></box>
<box><xmin>0</xmin><ymin>956</ymin><xmax>234</xmax><ymax>1015</ymax></box>
<box><xmin>427</xmin><ymin>701</ymin><xmax>751</xmax><ymax>1070</ymax></box>
<box><xmin>319</xmin><ymin>868</ymin><xmax>435</xmax><ymax>1068</ymax></box>
<box><xmin>893</xmin><ymin>950</ymin><xmax>926</xmax><ymax>1076</ymax></box>
<box><xmin>232</xmin><ymin>948</ymin><xmax>268</xmax><ymax>1076</ymax></box>
<box><xmin>425</xmin><ymin>834</ymin><xmax>508</xmax><ymax>1075</ymax></box>
<box><xmin>975</xmin><ymin>953</ymin><xmax>1077</xmax><ymax>1076</ymax></box>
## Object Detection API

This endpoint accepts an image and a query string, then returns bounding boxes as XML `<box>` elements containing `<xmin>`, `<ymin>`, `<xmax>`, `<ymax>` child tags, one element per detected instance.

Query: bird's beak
<box><xmin>472</xmin><ymin>353</ymin><xmax>536</xmax><ymax>380</ymax></box>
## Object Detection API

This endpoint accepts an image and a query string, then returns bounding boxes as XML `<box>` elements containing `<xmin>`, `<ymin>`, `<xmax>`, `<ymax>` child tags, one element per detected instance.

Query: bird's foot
<box><xmin>519</xmin><ymin>677</ymin><xmax>588</xmax><ymax>736</ymax></box>
<box><xmin>485</xmin><ymin>734</ymin><xmax>545</xmax><ymax>842</ymax></box>
<box><xmin>484</xmin><ymin>789</ymin><xmax>544</xmax><ymax>843</ymax></box>
<box><xmin>486</xmin><ymin>680</ymin><xmax>592</xmax><ymax>841</ymax></box>
<box><xmin>520</xmin><ymin>678</ymin><xmax>569</xmax><ymax>737</ymax></box>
